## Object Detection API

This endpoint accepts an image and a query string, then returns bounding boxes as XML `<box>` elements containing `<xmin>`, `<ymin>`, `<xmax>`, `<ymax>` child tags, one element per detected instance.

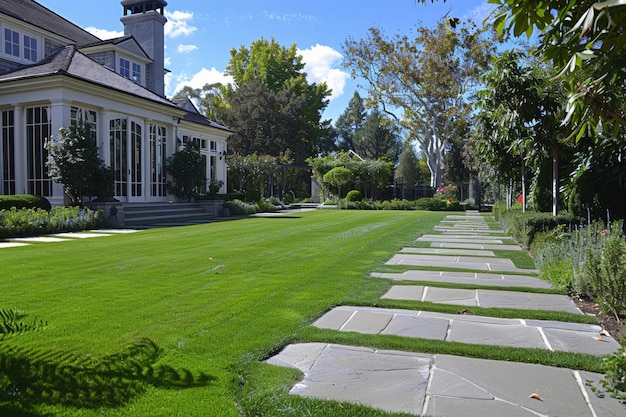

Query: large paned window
<box><xmin>110</xmin><ymin>119</ymin><xmax>128</xmax><ymax>197</ymax></box>
<box><xmin>23</xmin><ymin>34</ymin><xmax>37</xmax><ymax>62</ymax></box>
<box><xmin>149</xmin><ymin>124</ymin><xmax>167</xmax><ymax>197</ymax></box>
<box><xmin>3</xmin><ymin>28</ymin><xmax>39</xmax><ymax>62</ymax></box>
<box><xmin>1</xmin><ymin>110</ymin><xmax>15</xmax><ymax>194</ymax></box>
<box><xmin>119</xmin><ymin>58</ymin><xmax>130</xmax><ymax>79</ymax></box>
<box><xmin>70</xmin><ymin>107</ymin><xmax>97</xmax><ymax>130</ymax></box>
<box><xmin>130</xmin><ymin>121</ymin><xmax>142</xmax><ymax>197</ymax></box>
<box><xmin>4</xmin><ymin>28</ymin><xmax>19</xmax><ymax>57</ymax></box>
<box><xmin>119</xmin><ymin>57</ymin><xmax>142</xmax><ymax>83</ymax></box>
<box><xmin>26</xmin><ymin>106</ymin><xmax>52</xmax><ymax>196</ymax></box>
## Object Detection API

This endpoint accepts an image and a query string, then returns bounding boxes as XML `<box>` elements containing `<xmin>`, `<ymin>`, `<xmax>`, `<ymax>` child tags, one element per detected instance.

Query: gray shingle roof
<box><xmin>0</xmin><ymin>0</ymin><xmax>101</xmax><ymax>46</ymax></box>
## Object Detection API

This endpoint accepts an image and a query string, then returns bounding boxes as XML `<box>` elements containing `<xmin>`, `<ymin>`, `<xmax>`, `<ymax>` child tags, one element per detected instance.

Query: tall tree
<box><xmin>343</xmin><ymin>20</ymin><xmax>493</xmax><ymax>188</ymax></box>
<box><xmin>353</xmin><ymin>109</ymin><xmax>401</xmax><ymax>162</ymax></box>
<box><xmin>171</xmin><ymin>83</ymin><xmax>225</xmax><ymax>122</ymax></box>
<box><xmin>475</xmin><ymin>50</ymin><xmax>567</xmax><ymax>214</ymax></box>
<box><xmin>334</xmin><ymin>91</ymin><xmax>367</xmax><ymax>152</ymax></box>
<box><xmin>221</xmin><ymin>38</ymin><xmax>331</xmax><ymax>164</ymax></box>
<box><xmin>395</xmin><ymin>140</ymin><xmax>422</xmax><ymax>186</ymax></box>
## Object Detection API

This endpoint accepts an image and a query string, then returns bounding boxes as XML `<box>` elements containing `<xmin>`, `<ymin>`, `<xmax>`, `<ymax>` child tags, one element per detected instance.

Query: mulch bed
<box><xmin>571</xmin><ymin>293</ymin><xmax>625</xmax><ymax>344</ymax></box>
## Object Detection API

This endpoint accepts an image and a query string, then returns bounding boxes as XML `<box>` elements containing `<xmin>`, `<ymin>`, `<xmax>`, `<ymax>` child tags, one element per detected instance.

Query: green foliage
<box><xmin>309</xmin><ymin>152</ymin><xmax>393</xmax><ymax>200</ymax></box>
<box><xmin>598</xmin><ymin>347</ymin><xmax>626</xmax><ymax>401</ymax></box>
<box><xmin>223</xmin><ymin>199</ymin><xmax>257</xmax><ymax>215</ymax></box>
<box><xmin>323</xmin><ymin>167</ymin><xmax>353</xmax><ymax>198</ymax></box>
<box><xmin>166</xmin><ymin>142</ymin><xmax>206</xmax><ymax>201</ymax></box>
<box><xmin>0</xmin><ymin>195</ymin><xmax>51</xmax><ymax>211</ymax></box>
<box><xmin>343</xmin><ymin>19</ymin><xmax>494</xmax><ymax>188</ymax></box>
<box><xmin>0</xmin><ymin>206</ymin><xmax>103</xmax><ymax>238</ymax></box>
<box><xmin>227</xmin><ymin>152</ymin><xmax>292</xmax><ymax>197</ymax></box>
<box><xmin>245</xmin><ymin>188</ymin><xmax>262</xmax><ymax>203</ymax></box>
<box><xmin>499</xmin><ymin>209</ymin><xmax>578</xmax><ymax>249</ymax></box>
<box><xmin>45</xmin><ymin>122</ymin><xmax>111</xmax><ymax>205</ymax></box>
<box><xmin>346</xmin><ymin>190</ymin><xmax>362</xmax><ymax>202</ymax></box>
<box><xmin>395</xmin><ymin>141</ymin><xmax>422</xmax><ymax>185</ymax></box>
<box><xmin>414</xmin><ymin>197</ymin><xmax>448</xmax><ymax>211</ymax></box>
<box><xmin>489</xmin><ymin>0</ymin><xmax>626</xmax><ymax>140</ymax></box>
<box><xmin>582</xmin><ymin>222</ymin><xmax>626</xmax><ymax>319</ymax></box>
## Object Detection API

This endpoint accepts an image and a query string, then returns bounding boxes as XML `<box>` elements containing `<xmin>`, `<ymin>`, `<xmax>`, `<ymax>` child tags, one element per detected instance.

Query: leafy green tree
<box><xmin>227</xmin><ymin>151</ymin><xmax>292</xmax><ymax>197</ymax></box>
<box><xmin>171</xmin><ymin>83</ymin><xmax>226</xmax><ymax>122</ymax></box>
<box><xmin>353</xmin><ymin>109</ymin><xmax>401</xmax><ymax>162</ymax></box>
<box><xmin>45</xmin><ymin>122</ymin><xmax>108</xmax><ymax>205</ymax></box>
<box><xmin>323</xmin><ymin>167</ymin><xmax>353</xmax><ymax>201</ymax></box>
<box><xmin>395</xmin><ymin>141</ymin><xmax>421</xmax><ymax>186</ymax></box>
<box><xmin>475</xmin><ymin>50</ymin><xmax>567</xmax><ymax>214</ymax></box>
<box><xmin>166</xmin><ymin>142</ymin><xmax>206</xmax><ymax>201</ymax></box>
<box><xmin>221</xmin><ymin>38</ymin><xmax>331</xmax><ymax>164</ymax></box>
<box><xmin>343</xmin><ymin>20</ymin><xmax>493</xmax><ymax>188</ymax></box>
<box><xmin>335</xmin><ymin>91</ymin><xmax>367</xmax><ymax>151</ymax></box>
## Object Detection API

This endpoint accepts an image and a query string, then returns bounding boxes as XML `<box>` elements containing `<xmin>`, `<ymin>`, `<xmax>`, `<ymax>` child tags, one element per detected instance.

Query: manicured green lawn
<box><xmin>1</xmin><ymin>210</ymin><xmax>447</xmax><ymax>416</ymax></box>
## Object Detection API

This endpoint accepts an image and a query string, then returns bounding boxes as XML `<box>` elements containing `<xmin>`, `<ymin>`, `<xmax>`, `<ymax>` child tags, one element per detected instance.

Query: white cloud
<box><xmin>298</xmin><ymin>44</ymin><xmax>350</xmax><ymax>100</ymax></box>
<box><xmin>170</xmin><ymin>67</ymin><xmax>234</xmax><ymax>96</ymax></box>
<box><xmin>165</xmin><ymin>10</ymin><xmax>197</xmax><ymax>38</ymax></box>
<box><xmin>177</xmin><ymin>44</ymin><xmax>198</xmax><ymax>53</ymax></box>
<box><xmin>466</xmin><ymin>4</ymin><xmax>496</xmax><ymax>24</ymax></box>
<box><xmin>85</xmin><ymin>26</ymin><xmax>123</xmax><ymax>40</ymax></box>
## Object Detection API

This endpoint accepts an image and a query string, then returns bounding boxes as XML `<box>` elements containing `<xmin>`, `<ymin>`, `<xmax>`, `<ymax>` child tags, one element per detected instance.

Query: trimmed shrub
<box><xmin>244</xmin><ymin>189</ymin><xmax>262</xmax><ymax>203</ymax></box>
<box><xmin>0</xmin><ymin>206</ymin><xmax>103</xmax><ymax>238</ymax></box>
<box><xmin>505</xmin><ymin>211</ymin><xmax>578</xmax><ymax>249</ymax></box>
<box><xmin>346</xmin><ymin>190</ymin><xmax>362</xmax><ymax>202</ymax></box>
<box><xmin>414</xmin><ymin>197</ymin><xmax>447</xmax><ymax>211</ymax></box>
<box><xmin>223</xmin><ymin>199</ymin><xmax>256</xmax><ymax>216</ymax></box>
<box><xmin>0</xmin><ymin>195</ymin><xmax>51</xmax><ymax>211</ymax></box>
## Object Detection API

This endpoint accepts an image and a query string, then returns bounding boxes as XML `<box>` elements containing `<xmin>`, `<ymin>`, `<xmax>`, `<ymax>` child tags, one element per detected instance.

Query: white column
<box><xmin>100</xmin><ymin>109</ymin><xmax>112</xmax><ymax>165</ymax></box>
<box><xmin>12</xmin><ymin>104</ymin><xmax>25</xmax><ymax>194</ymax></box>
<box><xmin>49</xmin><ymin>100</ymin><xmax>69</xmax><ymax>203</ymax></box>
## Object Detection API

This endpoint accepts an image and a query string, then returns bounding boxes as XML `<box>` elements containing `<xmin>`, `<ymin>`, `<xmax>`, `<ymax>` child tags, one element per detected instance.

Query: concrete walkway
<box><xmin>266</xmin><ymin>211</ymin><xmax>625</xmax><ymax>416</ymax></box>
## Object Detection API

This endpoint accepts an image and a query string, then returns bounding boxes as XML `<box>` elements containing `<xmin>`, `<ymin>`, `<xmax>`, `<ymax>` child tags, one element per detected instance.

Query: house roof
<box><xmin>80</xmin><ymin>35</ymin><xmax>151</xmax><ymax>61</ymax></box>
<box><xmin>172</xmin><ymin>98</ymin><xmax>232</xmax><ymax>131</ymax></box>
<box><xmin>0</xmin><ymin>46</ymin><xmax>231</xmax><ymax>133</ymax></box>
<box><xmin>0</xmin><ymin>45</ymin><xmax>174</xmax><ymax>107</ymax></box>
<box><xmin>0</xmin><ymin>0</ymin><xmax>101</xmax><ymax>46</ymax></box>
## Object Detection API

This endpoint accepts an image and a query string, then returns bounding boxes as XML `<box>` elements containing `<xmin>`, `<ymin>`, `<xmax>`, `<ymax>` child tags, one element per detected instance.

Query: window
<box><xmin>4</xmin><ymin>28</ymin><xmax>19</xmax><ymax>57</ymax></box>
<box><xmin>119</xmin><ymin>58</ymin><xmax>130</xmax><ymax>78</ymax></box>
<box><xmin>1</xmin><ymin>110</ymin><xmax>15</xmax><ymax>194</ymax></box>
<box><xmin>23</xmin><ymin>34</ymin><xmax>37</xmax><ymax>62</ymax></box>
<box><xmin>210</xmin><ymin>141</ymin><xmax>217</xmax><ymax>151</ymax></box>
<box><xmin>132</xmin><ymin>62</ymin><xmax>141</xmax><ymax>83</ymax></box>
<box><xmin>26</xmin><ymin>106</ymin><xmax>52</xmax><ymax>196</ymax></box>
<box><xmin>119</xmin><ymin>57</ymin><xmax>142</xmax><ymax>83</ymax></box>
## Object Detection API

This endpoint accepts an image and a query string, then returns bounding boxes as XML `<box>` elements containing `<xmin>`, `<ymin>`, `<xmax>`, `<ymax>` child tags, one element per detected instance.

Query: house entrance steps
<box><xmin>266</xmin><ymin>210</ymin><xmax>625</xmax><ymax>416</ymax></box>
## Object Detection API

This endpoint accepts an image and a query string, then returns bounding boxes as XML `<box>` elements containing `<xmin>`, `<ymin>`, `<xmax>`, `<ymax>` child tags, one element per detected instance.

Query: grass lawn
<box><xmin>1</xmin><ymin>209</ymin><xmax>603</xmax><ymax>416</ymax></box>
<box><xmin>2</xmin><ymin>209</ymin><xmax>449</xmax><ymax>416</ymax></box>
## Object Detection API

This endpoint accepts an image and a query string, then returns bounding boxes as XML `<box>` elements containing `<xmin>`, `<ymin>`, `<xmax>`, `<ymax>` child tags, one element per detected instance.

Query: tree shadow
<box><xmin>0</xmin><ymin>338</ymin><xmax>214</xmax><ymax>416</ymax></box>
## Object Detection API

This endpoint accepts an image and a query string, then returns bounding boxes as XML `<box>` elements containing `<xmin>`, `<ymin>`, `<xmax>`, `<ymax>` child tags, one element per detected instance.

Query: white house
<box><xmin>0</xmin><ymin>0</ymin><xmax>230</xmax><ymax>206</ymax></box>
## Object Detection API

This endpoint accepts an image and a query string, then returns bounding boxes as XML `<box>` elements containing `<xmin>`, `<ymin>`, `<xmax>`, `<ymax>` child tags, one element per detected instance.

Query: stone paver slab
<box><xmin>422</xmin><ymin>286</ymin><xmax>478</xmax><ymax>306</ymax></box>
<box><xmin>267</xmin><ymin>344</ymin><xmax>625</xmax><ymax>416</ymax></box>
<box><xmin>339</xmin><ymin>310</ymin><xmax>393</xmax><ymax>333</ymax></box>
<box><xmin>52</xmin><ymin>232</ymin><xmax>112</xmax><ymax>239</ymax></box>
<box><xmin>382</xmin><ymin>286</ymin><xmax>583</xmax><ymax>314</ymax></box>
<box><xmin>386</xmin><ymin>253</ymin><xmax>537</xmax><ymax>274</ymax></box>
<box><xmin>0</xmin><ymin>242</ymin><xmax>29</xmax><ymax>248</ymax></box>
<box><xmin>89</xmin><ymin>229</ymin><xmax>141</xmax><ymax>233</ymax></box>
<box><xmin>401</xmin><ymin>247</ymin><xmax>496</xmax><ymax>257</ymax></box>
<box><xmin>371</xmin><ymin>270</ymin><xmax>551</xmax><ymax>289</ymax></box>
<box><xmin>431</xmin><ymin>241</ymin><xmax>523</xmax><ymax>251</ymax></box>
<box><xmin>312</xmin><ymin>307</ymin><xmax>620</xmax><ymax>355</ymax></box>
<box><xmin>380</xmin><ymin>285</ymin><xmax>425</xmax><ymax>301</ymax></box>
<box><xmin>446</xmin><ymin>320</ymin><xmax>547</xmax><ymax>349</ymax></box>
<box><xmin>478</xmin><ymin>289</ymin><xmax>581</xmax><ymax>314</ymax></box>
<box><xmin>10</xmin><ymin>236</ymin><xmax>69</xmax><ymax>243</ymax></box>
<box><xmin>419</xmin><ymin>234</ymin><xmax>509</xmax><ymax>242</ymax></box>
<box><xmin>269</xmin><ymin>344</ymin><xmax>431</xmax><ymax>415</ymax></box>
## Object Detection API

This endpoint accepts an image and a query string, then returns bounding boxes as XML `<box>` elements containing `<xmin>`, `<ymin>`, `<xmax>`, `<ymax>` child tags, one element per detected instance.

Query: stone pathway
<box><xmin>267</xmin><ymin>211</ymin><xmax>625</xmax><ymax>416</ymax></box>
<box><xmin>1</xmin><ymin>229</ymin><xmax>140</xmax><ymax>248</ymax></box>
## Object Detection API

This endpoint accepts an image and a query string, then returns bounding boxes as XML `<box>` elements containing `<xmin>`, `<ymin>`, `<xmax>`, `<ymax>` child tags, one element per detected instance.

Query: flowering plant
<box><xmin>435</xmin><ymin>184</ymin><xmax>458</xmax><ymax>200</ymax></box>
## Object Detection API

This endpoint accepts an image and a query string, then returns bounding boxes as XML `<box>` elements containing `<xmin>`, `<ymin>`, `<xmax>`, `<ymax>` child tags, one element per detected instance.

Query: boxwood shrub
<box><xmin>0</xmin><ymin>195</ymin><xmax>51</xmax><ymax>211</ymax></box>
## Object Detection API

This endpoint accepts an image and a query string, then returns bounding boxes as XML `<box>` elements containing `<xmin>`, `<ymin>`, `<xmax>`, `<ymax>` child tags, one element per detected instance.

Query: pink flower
<box><xmin>600</xmin><ymin>229</ymin><xmax>608</xmax><ymax>236</ymax></box>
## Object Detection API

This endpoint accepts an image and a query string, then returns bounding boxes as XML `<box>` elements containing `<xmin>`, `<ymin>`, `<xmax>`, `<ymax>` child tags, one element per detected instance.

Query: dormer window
<box><xmin>119</xmin><ymin>57</ymin><xmax>142</xmax><ymax>83</ymax></box>
<box><xmin>3</xmin><ymin>27</ymin><xmax>39</xmax><ymax>62</ymax></box>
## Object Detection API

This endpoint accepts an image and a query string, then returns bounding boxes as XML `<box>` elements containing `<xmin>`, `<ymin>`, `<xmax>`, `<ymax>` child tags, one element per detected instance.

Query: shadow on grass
<box><xmin>0</xmin><ymin>338</ymin><xmax>214</xmax><ymax>416</ymax></box>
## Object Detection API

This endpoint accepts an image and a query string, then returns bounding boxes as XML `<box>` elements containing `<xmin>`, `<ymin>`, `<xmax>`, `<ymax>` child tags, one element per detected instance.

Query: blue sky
<box><xmin>37</xmin><ymin>0</ymin><xmax>494</xmax><ymax>122</ymax></box>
